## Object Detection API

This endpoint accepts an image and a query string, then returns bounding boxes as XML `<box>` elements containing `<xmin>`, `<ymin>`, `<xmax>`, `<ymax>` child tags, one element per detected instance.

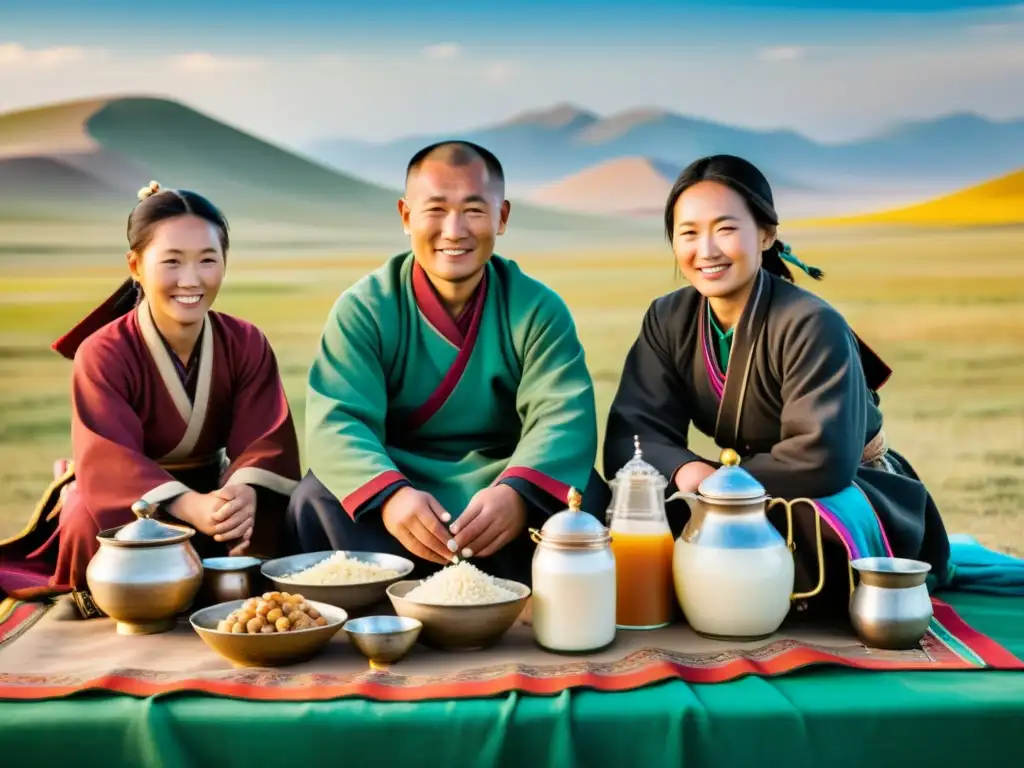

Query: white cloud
<box><xmin>169</xmin><ymin>52</ymin><xmax>266</xmax><ymax>74</ymax></box>
<box><xmin>0</xmin><ymin>43</ymin><xmax>103</xmax><ymax>69</ymax></box>
<box><xmin>483</xmin><ymin>61</ymin><xmax>518</xmax><ymax>84</ymax></box>
<box><xmin>0</xmin><ymin>24</ymin><xmax>1021</xmax><ymax>149</ymax></box>
<box><xmin>422</xmin><ymin>43</ymin><xmax>461</xmax><ymax>60</ymax></box>
<box><xmin>759</xmin><ymin>46</ymin><xmax>806</xmax><ymax>62</ymax></box>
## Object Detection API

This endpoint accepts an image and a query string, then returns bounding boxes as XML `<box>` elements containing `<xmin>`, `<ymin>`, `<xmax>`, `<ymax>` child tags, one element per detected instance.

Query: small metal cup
<box><xmin>343</xmin><ymin>615</ymin><xmax>422</xmax><ymax>668</ymax></box>
<box><xmin>849</xmin><ymin>557</ymin><xmax>933</xmax><ymax>650</ymax></box>
<box><xmin>198</xmin><ymin>556</ymin><xmax>265</xmax><ymax>608</ymax></box>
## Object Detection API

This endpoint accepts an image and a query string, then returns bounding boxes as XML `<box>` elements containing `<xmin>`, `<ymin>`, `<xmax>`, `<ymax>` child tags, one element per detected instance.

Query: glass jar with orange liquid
<box><xmin>606</xmin><ymin>437</ymin><xmax>675</xmax><ymax>630</ymax></box>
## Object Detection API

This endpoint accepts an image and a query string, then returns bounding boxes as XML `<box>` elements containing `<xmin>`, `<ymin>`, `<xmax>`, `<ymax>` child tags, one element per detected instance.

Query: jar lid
<box><xmin>612</xmin><ymin>436</ymin><xmax>668</xmax><ymax>487</ymax></box>
<box><xmin>111</xmin><ymin>500</ymin><xmax>192</xmax><ymax>543</ymax></box>
<box><xmin>532</xmin><ymin>487</ymin><xmax>610</xmax><ymax>548</ymax></box>
<box><xmin>697</xmin><ymin>449</ymin><xmax>767</xmax><ymax>501</ymax></box>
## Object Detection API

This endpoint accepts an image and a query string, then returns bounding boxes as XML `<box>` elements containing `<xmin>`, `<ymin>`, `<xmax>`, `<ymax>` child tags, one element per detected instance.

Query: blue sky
<box><xmin>1</xmin><ymin>1</ymin><xmax>1022</xmax><ymax>147</ymax></box>
<box><xmin>5</xmin><ymin>1</ymin><xmax>1021</xmax><ymax>45</ymax></box>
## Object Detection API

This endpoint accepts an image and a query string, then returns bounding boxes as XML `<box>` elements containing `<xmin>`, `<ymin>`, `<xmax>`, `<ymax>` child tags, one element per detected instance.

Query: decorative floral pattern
<box><xmin>0</xmin><ymin>598</ymin><xmax>1019</xmax><ymax>702</ymax></box>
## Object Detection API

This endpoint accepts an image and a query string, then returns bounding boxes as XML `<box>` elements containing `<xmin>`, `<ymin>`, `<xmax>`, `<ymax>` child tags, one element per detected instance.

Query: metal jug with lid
<box><xmin>86</xmin><ymin>499</ymin><xmax>204</xmax><ymax>635</ymax></box>
<box><xmin>669</xmin><ymin>449</ymin><xmax>824</xmax><ymax>640</ymax></box>
<box><xmin>530</xmin><ymin>488</ymin><xmax>617</xmax><ymax>653</ymax></box>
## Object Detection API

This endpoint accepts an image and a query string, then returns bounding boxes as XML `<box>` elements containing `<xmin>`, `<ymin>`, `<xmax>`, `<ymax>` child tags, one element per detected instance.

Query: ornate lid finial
<box><xmin>131</xmin><ymin>499</ymin><xmax>154</xmax><ymax>519</ymax></box>
<box><xmin>612</xmin><ymin>435</ymin><xmax>667</xmax><ymax>484</ymax></box>
<box><xmin>567</xmin><ymin>487</ymin><xmax>582</xmax><ymax>512</ymax></box>
<box><xmin>720</xmin><ymin>448</ymin><xmax>740</xmax><ymax>467</ymax></box>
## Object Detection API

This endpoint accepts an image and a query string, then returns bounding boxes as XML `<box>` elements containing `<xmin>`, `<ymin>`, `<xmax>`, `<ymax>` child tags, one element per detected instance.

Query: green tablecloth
<box><xmin>1</xmin><ymin>592</ymin><xmax>1022</xmax><ymax>768</ymax></box>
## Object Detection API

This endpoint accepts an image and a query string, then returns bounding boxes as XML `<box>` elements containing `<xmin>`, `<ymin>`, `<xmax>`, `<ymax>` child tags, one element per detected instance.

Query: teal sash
<box><xmin>773</xmin><ymin>485</ymin><xmax>894</xmax><ymax>597</ymax></box>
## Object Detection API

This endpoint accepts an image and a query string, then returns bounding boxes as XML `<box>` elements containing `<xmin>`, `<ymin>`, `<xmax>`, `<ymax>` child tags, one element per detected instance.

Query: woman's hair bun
<box><xmin>137</xmin><ymin>180</ymin><xmax>161</xmax><ymax>202</ymax></box>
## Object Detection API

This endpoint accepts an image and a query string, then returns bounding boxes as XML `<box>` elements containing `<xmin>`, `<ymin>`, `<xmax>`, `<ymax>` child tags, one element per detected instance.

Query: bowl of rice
<box><xmin>386</xmin><ymin>562</ymin><xmax>530</xmax><ymax>651</ymax></box>
<box><xmin>260</xmin><ymin>551</ymin><xmax>414</xmax><ymax>612</ymax></box>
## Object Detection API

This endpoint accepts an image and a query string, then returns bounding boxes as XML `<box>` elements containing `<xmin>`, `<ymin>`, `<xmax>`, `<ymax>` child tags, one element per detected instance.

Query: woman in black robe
<box><xmin>603</xmin><ymin>155</ymin><xmax>951</xmax><ymax>614</ymax></box>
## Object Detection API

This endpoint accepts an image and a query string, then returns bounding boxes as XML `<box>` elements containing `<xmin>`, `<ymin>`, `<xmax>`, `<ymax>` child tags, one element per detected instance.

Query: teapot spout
<box><xmin>666</xmin><ymin>490</ymin><xmax>698</xmax><ymax>510</ymax></box>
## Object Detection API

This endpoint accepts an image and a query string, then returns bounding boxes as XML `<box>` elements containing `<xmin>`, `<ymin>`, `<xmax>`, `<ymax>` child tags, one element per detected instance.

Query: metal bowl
<box><xmin>190</xmin><ymin>598</ymin><xmax>348</xmax><ymax>667</ymax></box>
<box><xmin>386</xmin><ymin>579</ymin><xmax>531</xmax><ymax>651</ymax></box>
<box><xmin>261</xmin><ymin>551</ymin><xmax>415</xmax><ymax>613</ymax></box>
<box><xmin>343</xmin><ymin>615</ymin><xmax>422</xmax><ymax>666</ymax></box>
<box><xmin>197</xmin><ymin>556</ymin><xmax>266</xmax><ymax>608</ymax></box>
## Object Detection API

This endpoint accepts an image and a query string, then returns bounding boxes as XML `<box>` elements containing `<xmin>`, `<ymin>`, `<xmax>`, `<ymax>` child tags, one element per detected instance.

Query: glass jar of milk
<box><xmin>530</xmin><ymin>487</ymin><xmax>616</xmax><ymax>654</ymax></box>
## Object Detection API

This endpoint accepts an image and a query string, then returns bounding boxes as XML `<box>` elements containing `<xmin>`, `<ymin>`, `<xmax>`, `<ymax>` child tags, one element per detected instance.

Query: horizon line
<box><xmin>3</xmin><ymin>91</ymin><xmax>1022</xmax><ymax>151</ymax></box>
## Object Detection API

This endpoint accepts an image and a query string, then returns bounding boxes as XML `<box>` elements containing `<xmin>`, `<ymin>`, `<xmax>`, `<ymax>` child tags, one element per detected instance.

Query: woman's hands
<box><xmin>168</xmin><ymin>484</ymin><xmax>257</xmax><ymax>555</ymax></box>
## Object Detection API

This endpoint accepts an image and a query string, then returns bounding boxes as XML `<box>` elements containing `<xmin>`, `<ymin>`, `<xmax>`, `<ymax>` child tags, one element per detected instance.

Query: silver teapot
<box><xmin>669</xmin><ymin>449</ymin><xmax>824</xmax><ymax>640</ymax></box>
<box><xmin>86</xmin><ymin>499</ymin><xmax>204</xmax><ymax>635</ymax></box>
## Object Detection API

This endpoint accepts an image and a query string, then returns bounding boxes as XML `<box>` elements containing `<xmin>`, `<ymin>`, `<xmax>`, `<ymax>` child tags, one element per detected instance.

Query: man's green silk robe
<box><xmin>305</xmin><ymin>252</ymin><xmax>599</xmax><ymax>521</ymax></box>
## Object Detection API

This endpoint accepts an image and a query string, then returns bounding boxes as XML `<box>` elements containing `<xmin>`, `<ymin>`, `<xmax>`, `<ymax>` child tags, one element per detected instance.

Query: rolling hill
<box><xmin>305</xmin><ymin>104</ymin><xmax>1024</xmax><ymax>199</ymax></box>
<box><xmin>529</xmin><ymin>157</ymin><xmax>679</xmax><ymax>217</ymax></box>
<box><xmin>802</xmin><ymin>168</ymin><xmax>1024</xmax><ymax>228</ymax></box>
<box><xmin>0</xmin><ymin>96</ymin><xmax>648</xmax><ymax>253</ymax></box>
<box><xmin>527</xmin><ymin>156</ymin><xmax>838</xmax><ymax>219</ymax></box>
<box><xmin>0</xmin><ymin>97</ymin><xmax>399</xmax><ymax>230</ymax></box>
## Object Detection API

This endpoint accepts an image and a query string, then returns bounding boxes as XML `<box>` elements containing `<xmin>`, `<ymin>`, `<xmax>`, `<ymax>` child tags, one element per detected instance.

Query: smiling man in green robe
<box><xmin>286</xmin><ymin>141</ymin><xmax>607</xmax><ymax>584</ymax></box>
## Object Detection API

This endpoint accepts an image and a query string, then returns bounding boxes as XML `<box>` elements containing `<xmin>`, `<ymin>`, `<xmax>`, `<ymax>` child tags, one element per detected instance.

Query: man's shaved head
<box><xmin>405</xmin><ymin>140</ymin><xmax>505</xmax><ymax>197</ymax></box>
<box><xmin>398</xmin><ymin>139</ymin><xmax>511</xmax><ymax>291</ymax></box>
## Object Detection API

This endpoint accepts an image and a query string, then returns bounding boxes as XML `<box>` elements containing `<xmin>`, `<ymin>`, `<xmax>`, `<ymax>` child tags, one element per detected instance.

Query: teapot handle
<box><xmin>768</xmin><ymin>498</ymin><xmax>825</xmax><ymax>601</ymax></box>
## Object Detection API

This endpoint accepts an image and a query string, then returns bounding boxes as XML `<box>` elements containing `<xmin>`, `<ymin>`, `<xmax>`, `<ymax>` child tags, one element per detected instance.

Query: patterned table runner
<box><xmin>0</xmin><ymin>595</ymin><xmax>1020</xmax><ymax>702</ymax></box>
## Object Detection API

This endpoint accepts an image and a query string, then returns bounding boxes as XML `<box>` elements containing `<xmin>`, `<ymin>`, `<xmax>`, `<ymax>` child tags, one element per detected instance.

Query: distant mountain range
<box><xmin>305</xmin><ymin>103</ymin><xmax>1024</xmax><ymax>211</ymax></box>
<box><xmin>0</xmin><ymin>97</ymin><xmax>646</xmax><ymax>254</ymax></box>
<box><xmin>1</xmin><ymin>96</ymin><xmax>1020</xmax><ymax>261</ymax></box>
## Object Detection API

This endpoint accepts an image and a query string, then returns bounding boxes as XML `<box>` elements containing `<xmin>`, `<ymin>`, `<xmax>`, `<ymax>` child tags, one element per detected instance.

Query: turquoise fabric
<box><xmin>812</xmin><ymin>485</ymin><xmax>891</xmax><ymax>561</ymax></box>
<box><xmin>707</xmin><ymin>303</ymin><xmax>733</xmax><ymax>371</ymax></box>
<box><xmin>940</xmin><ymin>534</ymin><xmax>1024</xmax><ymax>597</ymax></box>
<box><xmin>801</xmin><ymin>487</ymin><xmax>1024</xmax><ymax>599</ymax></box>
<box><xmin>0</xmin><ymin>593</ymin><xmax>1021</xmax><ymax>767</ymax></box>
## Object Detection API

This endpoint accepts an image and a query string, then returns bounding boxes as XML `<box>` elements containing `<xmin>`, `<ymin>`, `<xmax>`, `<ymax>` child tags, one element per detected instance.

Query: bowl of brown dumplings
<box><xmin>190</xmin><ymin>591</ymin><xmax>348</xmax><ymax>667</ymax></box>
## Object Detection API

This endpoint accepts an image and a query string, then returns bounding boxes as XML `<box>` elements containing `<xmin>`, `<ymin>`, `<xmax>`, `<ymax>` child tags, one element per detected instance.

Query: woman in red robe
<box><xmin>0</xmin><ymin>181</ymin><xmax>301</xmax><ymax>615</ymax></box>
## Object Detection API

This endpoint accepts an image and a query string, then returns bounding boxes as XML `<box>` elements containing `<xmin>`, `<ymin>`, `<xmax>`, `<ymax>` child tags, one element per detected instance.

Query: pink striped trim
<box><xmin>810</xmin><ymin>499</ymin><xmax>860</xmax><ymax>560</ymax></box>
<box><xmin>699</xmin><ymin>308</ymin><xmax>725</xmax><ymax>401</ymax></box>
<box><xmin>852</xmin><ymin>483</ymin><xmax>895</xmax><ymax>556</ymax></box>
<box><xmin>808</xmin><ymin>496</ymin><xmax>895</xmax><ymax>563</ymax></box>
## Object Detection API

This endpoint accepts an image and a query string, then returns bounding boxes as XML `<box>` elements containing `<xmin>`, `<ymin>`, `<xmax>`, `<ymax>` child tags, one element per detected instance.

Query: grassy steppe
<box><xmin>1</xmin><ymin>226</ymin><xmax>1022</xmax><ymax>555</ymax></box>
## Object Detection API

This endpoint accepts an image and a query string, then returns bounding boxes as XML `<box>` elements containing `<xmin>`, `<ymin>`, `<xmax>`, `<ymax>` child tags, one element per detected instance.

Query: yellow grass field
<box><xmin>1</xmin><ymin>225</ymin><xmax>1022</xmax><ymax>555</ymax></box>
<box><xmin>799</xmin><ymin>168</ymin><xmax>1024</xmax><ymax>228</ymax></box>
